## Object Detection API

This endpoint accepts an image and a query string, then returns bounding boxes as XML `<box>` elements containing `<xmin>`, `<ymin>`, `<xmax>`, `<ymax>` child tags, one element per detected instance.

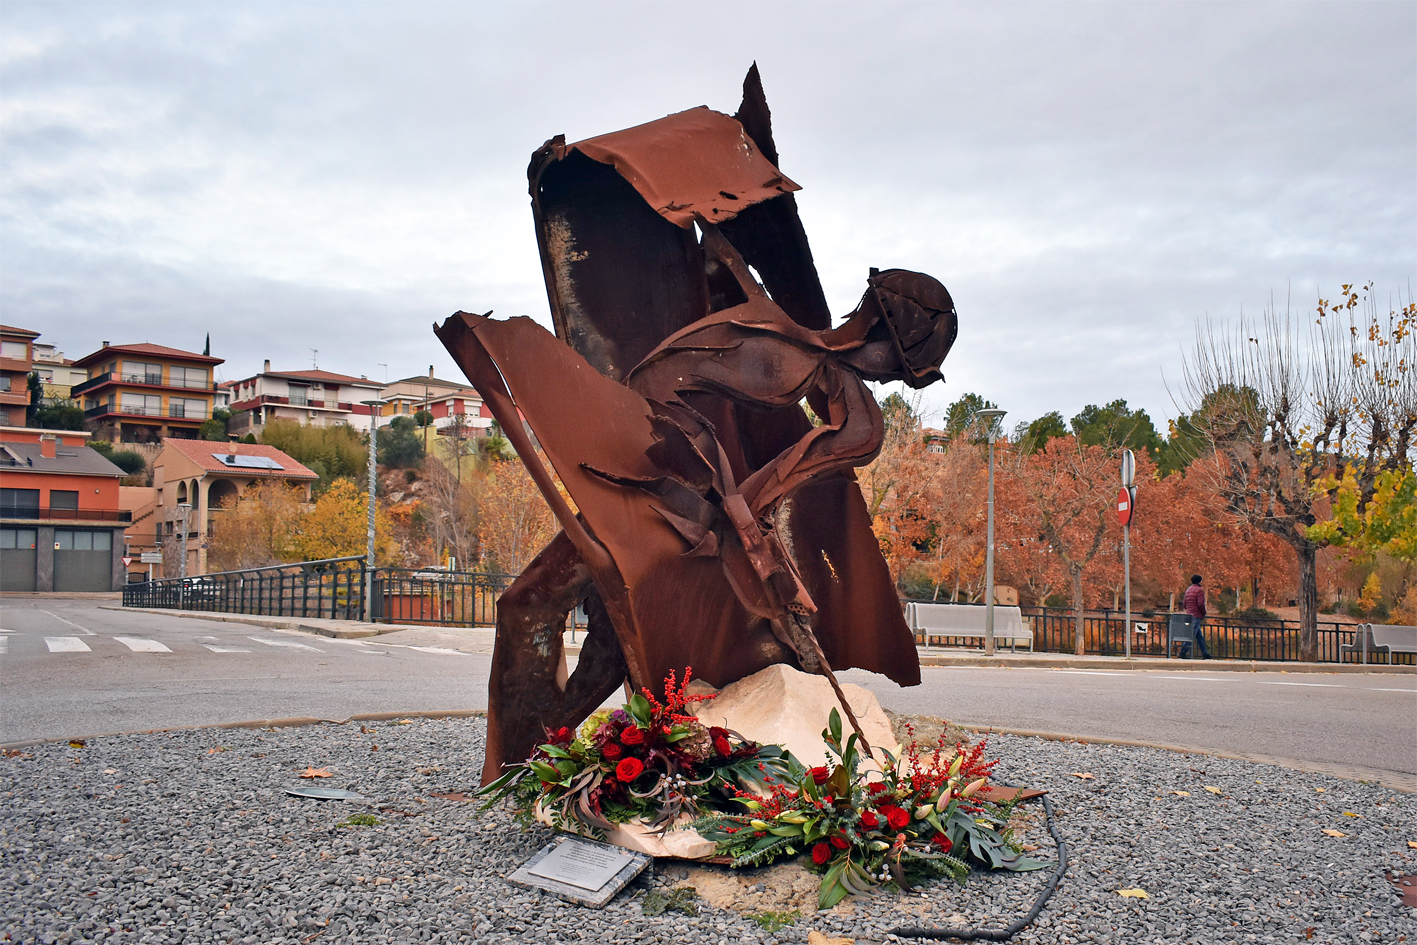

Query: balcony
<box><xmin>231</xmin><ymin>394</ymin><xmax>353</xmax><ymax>412</ymax></box>
<box><xmin>71</xmin><ymin>371</ymin><xmax>218</xmax><ymax>398</ymax></box>
<box><xmin>0</xmin><ymin>505</ymin><xmax>133</xmax><ymax>523</ymax></box>
<box><xmin>84</xmin><ymin>403</ymin><xmax>208</xmax><ymax>423</ymax></box>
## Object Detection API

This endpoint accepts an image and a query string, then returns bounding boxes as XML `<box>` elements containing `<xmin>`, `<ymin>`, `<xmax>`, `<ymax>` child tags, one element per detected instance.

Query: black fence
<box><xmin>122</xmin><ymin>557</ymin><xmax>517</xmax><ymax>627</ymax></box>
<box><xmin>907</xmin><ymin>600</ymin><xmax>1411</xmax><ymax>664</ymax></box>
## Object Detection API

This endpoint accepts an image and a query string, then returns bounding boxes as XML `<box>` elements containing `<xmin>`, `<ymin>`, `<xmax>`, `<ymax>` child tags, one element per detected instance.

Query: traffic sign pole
<box><xmin>1120</xmin><ymin>449</ymin><xmax>1136</xmax><ymax>659</ymax></box>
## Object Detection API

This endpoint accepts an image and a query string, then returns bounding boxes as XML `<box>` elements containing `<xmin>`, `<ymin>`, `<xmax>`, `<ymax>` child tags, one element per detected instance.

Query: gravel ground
<box><xmin>3</xmin><ymin>717</ymin><xmax>1413</xmax><ymax>944</ymax></box>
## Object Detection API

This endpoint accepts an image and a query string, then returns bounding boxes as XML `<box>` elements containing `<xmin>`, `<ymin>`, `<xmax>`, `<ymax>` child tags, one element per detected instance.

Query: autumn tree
<box><xmin>1179</xmin><ymin>284</ymin><xmax>1416</xmax><ymax>660</ymax></box>
<box><xmin>259</xmin><ymin>419</ymin><xmax>366</xmax><ymax>486</ymax></box>
<box><xmin>422</xmin><ymin>457</ymin><xmax>479</xmax><ymax>570</ymax></box>
<box><xmin>207</xmin><ymin>480</ymin><xmax>306</xmax><ymax>570</ymax></box>
<box><xmin>474</xmin><ymin>455</ymin><xmax>559</xmax><ymax>574</ymax></box>
<box><xmin>858</xmin><ymin>392</ymin><xmax>941</xmax><ymax>588</ymax></box>
<box><xmin>292</xmin><ymin>478</ymin><xmax>396</xmax><ymax>563</ymax></box>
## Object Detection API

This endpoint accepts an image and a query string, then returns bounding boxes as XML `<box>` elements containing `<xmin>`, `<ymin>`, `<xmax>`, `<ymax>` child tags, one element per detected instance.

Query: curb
<box><xmin>103</xmin><ymin>605</ymin><xmax>391</xmax><ymax>639</ymax></box>
<box><xmin>953</xmin><ymin>724</ymin><xmax>1417</xmax><ymax>794</ymax></box>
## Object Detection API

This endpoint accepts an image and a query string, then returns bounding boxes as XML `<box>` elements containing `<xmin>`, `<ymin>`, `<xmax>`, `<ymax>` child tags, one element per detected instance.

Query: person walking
<box><xmin>1182</xmin><ymin>574</ymin><xmax>1212</xmax><ymax>659</ymax></box>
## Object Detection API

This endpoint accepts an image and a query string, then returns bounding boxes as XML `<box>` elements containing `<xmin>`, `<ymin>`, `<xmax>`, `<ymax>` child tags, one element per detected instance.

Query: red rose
<box><xmin>933</xmin><ymin>833</ymin><xmax>953</xmax><ymax>853</ymax></box>
<box><xmin>885</xmin><ymin>806</ymin><xmax>910</xmax><ymax>830</ymax></box>
<box><xmin>830</xmin><ymin>835</ymin><xmax>849</xmax><ymax>850</ymax></box>
<box><xmin>811</xmin><ymin>842</ymin><xmax>832</xmax><ymax>865</ymax></box>
<box><xmin>809</xmin><ymin>766</ymin><xmax>831</xmax><ymax>785</ymax></box>
<box><xmin>602</xmin><ymin>743</ymin><xmax>623</xmax><ymax>760</ymax></box>
<box><xmin>859</xmin><ymin>810</ymin><xmax>880</xmax><ymax>829</ymax></box>
<box><xmin>547</xmin><ymin>726</ymin><xmax>574</xmax><ymax>745</ymax></box>
<box><xmin>620</xmin><ymin>727</ymin><xmax>646</xmax><ymax>745</ymax></box>
<box><xmin>615</xmin><ymin>757</ymin><xmax>644</xmax><ymax>782</ymax></box>
<box><xmin>866</xmin><ymin>782</ymin><xmax>888</xmax><ymax>795</ymax></box>
<box><xmin>714</xmin><ymin>735</ymin><xmax>732</xmax><ymax>757</ymax></box>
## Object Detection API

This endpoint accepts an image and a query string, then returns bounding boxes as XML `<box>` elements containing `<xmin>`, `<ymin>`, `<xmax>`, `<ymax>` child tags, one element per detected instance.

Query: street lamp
<box><xmin>361</xmin><ymin>400</ymin><xmax>386</xmax><ymax>622</ymax></box>
<box><xmin>973</xmin><ymin>408</ymin><xmax>1007</xmax><ymax>656</ymax></box>
<box><xmin>175</xmin><ymin>502</ymin><xmax>192</xmax><ymax>608</ymax></box>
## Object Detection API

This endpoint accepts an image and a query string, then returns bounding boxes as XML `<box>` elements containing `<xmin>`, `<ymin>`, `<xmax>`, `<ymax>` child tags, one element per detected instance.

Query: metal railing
<box><xmin>72</xmin><ymin>372</ymin><xmax>216</xmax><ymax>396</ymax></box>
<box><xmin>84</xmin><ymin>403</ymin><xmax>209</xmax><ymax>421</ymax></box>
<box><xmin>122</xmin><ymin>558</ymin><xmax>517</xmax><ymax>627</ymax></box>
<box><xmin>0</xmin><ymin>505</ymin><xmax>132</xmax><ymax>523</ymax></box>
<box><xmin>906</xmin><ymin>601</ymin><xmax>1409</xmax><ymax>664</ymax></box>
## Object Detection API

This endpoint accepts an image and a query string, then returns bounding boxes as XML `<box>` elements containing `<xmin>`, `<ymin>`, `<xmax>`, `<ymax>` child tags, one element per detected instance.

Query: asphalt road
<box><xmin>3</xmin><ymin>598</ymin><xmax>1414</xmax><ymax>784</ymax></box>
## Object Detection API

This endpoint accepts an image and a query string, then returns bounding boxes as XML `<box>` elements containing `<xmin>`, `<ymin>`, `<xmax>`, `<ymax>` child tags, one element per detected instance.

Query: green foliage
<box><xmin>240</xmin><ymin>433</ymin><xmax>257</xmax><ymax>444</ymax></box>
<box><xmin>880</xmin><ymin>391</ymin><xmax>922</xmax><ymax>437</ymax></box>
<box><xmin>1070</xmin><ymin>399</ymin><xmax>1162</xmax><ymax>454</ymax></box>
<box><xmin>641</xmin><ymin>887</ymin><xmax>698</xmax><ymax>917</ymax></box>
<box><xmin>942</xmin><ymin>392</ymin><xmax>998</xmax><ymax>442</ymax></box>
<box><xmin>1308</xmin><ymin>466</ymin><xmax>1417</xmax><ymax>562</ymax></box>
<box><xmin>378</xmin><ymin>416</ymin><xmax>426</xmax><ymax>468</ymax></box>
<box><xmin>748</xmin><ymin>910</ymin><xmax>800</xmax><ymax>933</ymax></box>
<box><xmin>199</xmin><ymin>408</ymin><xmax>233</xmax><ymax>441</ymax></box>
<box><xmin>413</xmin><ymin>409</ymin><xmax>434</xmax><ymax>427</ymax></box>
<box><xmin>108</xmin><ymin>450</ymin><xmax>147</xmax><ymax>476</ymax></box>
<box><xmin>33</xmin><ymin>401</ymin><xmax>86</xmax><ymax>431</ymax></box>
<box><xmin>1015</xmin><ymin>411</ymin><xmax>1068</xmax><ymax>454</ymax></box>
<box><xmin>260</xmin><ymin>419</ymin><xmax>367</xmax><ymax>482</ymax></box>
<box><xmin>89</xmin><ymin>439</ymin><xmax>114</xmax><ymax>458</ymax></box>
<box><xmin>24</xmin><ymin>372</ymin><xmax>43</xmax><ymax>426</ymax></box>
<box><xmin>335</xmin><ymin>813</ymin><xmax>380</xmax><ymax>828</ymax></box>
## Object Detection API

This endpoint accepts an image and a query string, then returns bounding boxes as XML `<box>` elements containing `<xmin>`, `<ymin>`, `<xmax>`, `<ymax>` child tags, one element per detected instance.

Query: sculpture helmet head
<box><xmin>842</xmin><ymin>268</ymin><xmax>958</xmax><ymax>389</ymax></box>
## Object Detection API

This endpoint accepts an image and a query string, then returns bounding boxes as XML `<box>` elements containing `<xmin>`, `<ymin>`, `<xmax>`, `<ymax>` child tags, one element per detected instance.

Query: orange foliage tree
<box><xmin>473</xmin><ymin>455</ymin><xmax>560</xmax><ymax>574</ymax></box>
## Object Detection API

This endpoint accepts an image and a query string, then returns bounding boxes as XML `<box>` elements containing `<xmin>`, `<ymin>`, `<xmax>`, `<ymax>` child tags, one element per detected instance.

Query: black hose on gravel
<box><xmin>885</xmin><ymin>792</ymin><xmax>1068</xmax><ymax>941</ymax></box>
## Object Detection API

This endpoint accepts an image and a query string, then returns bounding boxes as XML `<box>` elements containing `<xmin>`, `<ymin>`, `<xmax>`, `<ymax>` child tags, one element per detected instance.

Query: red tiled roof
<box><xmin>241</xmin><ymin>368</ymin><xmax>379</xmax><ymax>386</ymax></box>
<box><xmin>0</xmin><ymin>325</ymin><xmax>41</xmax><ymax>339</ymax></box>
<box><xmin>73</xmin><ymin>342</ymin><xmax>223</xmax><ymax>367</ymax></box>
<box><xmin>159</xmin><ymin>439</ymin><xmax>319</xmax><ymax>480</ymax></box>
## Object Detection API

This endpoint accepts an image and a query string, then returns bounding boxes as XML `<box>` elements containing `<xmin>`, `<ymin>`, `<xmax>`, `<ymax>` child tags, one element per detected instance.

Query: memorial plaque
<box><xmin>508</xmin><ymin>836</ymin><xmax>651</xmax><ymax>907</ymax></box>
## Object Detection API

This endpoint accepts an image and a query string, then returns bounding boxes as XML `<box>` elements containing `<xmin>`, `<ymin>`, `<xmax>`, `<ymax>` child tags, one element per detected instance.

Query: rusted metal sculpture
<box><xmin>436</xmin><ymin>67</ymin><xmax>958</xmax><ymax>784</ymax></box>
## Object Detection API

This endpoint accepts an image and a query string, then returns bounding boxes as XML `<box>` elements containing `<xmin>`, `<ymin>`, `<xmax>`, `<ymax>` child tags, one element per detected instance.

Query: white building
<box><xmin>227</xmin><ymin>362</ymin><xmax>385</xmax><ymax>437</ymax></box>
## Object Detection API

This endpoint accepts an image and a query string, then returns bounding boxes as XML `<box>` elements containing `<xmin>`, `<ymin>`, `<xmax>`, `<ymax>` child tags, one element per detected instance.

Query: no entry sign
<box><xmin>1117</xmin><ymin>487</ymin><xmax>1136</xmax><ymax>526</ymax></box>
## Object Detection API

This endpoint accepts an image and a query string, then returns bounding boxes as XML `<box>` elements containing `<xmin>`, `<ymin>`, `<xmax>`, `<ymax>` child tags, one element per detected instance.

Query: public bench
<box><xmin>1341</xmin><ymin>623</ymin><xmax>1417</xmax><ymax>664</ymax></box>
<box><xmin>906</xmin><ymin>602</ymin><xmax>1033</xmax><ymax>651</ymax></box>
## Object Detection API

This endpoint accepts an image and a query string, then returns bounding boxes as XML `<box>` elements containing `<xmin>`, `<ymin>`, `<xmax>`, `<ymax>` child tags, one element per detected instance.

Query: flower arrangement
<box><xmin>474</xmin><ymin>669</ymin><xmax>796</xmax><ymax>836</ymax></box>
<box><xmin>691</xmin><ymin>709</ymin><xmax>1048</xmax><ymax>908</ymax></box>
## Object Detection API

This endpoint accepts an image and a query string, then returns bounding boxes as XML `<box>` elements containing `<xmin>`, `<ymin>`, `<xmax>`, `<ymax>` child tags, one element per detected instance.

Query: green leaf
<box><xmin>818</xmin><ymin>860</ymin><xmax>850</xmax><ymax>910</ymax></box>
<box><xmin>627</xmin><ymin>694</ymin><xmax>653</xmax><ymax>727</ymax></box>
<box><xmin>828</xmin><ymin>708</ymin><xmax>843</xmax><ymax>746</ymax></box>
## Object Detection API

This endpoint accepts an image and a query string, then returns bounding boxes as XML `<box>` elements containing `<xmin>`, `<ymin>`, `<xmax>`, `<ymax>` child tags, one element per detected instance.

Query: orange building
<box><xmin>70</xmin><ymin>342</ymin><xmax>223</xmax><ymax>443</ymax></box>
<box><xmin>0</xmin><ymin>426</ymin><xmax>131</xmax><ymax>592</ymax></box>
<box><xmin>0</xmin><ymin>325</ymin><xmax>39</xmax><ymax>428</ymax></box>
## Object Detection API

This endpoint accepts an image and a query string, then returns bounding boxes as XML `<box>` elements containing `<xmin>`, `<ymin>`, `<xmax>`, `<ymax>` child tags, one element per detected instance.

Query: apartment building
<box><xmin>0</xmin><ymin>325</ymin><xmax>39</xmax><ymax>428</ymax></box>
<box><xmin>71</xmin><ymin>342</ymin><xmax>223</xmax><ymax>443</ymax></box>
<box><xmin>0</xmin><ymin>425</ymin><xmax>131</xmax><ymax>592</ymax></box>
<box><xmin>227</xmin><ymin>361</ymin><xmax>384</xmax><ymax>437</ymax></box>
<box><xmin>32</xmin><ymin>343</ymin><xmax>88</xmax><ymax>401</ymax></box>
<box><xmin>378</xmin><ymin>367</ymin><xmax>492</xmax><ymax>433</ymax></box>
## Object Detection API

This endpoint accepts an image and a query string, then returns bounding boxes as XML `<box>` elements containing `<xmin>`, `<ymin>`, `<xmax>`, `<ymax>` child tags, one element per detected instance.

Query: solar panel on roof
<box><xmin>212</xmin><ymin>453</ymin><xmax>284</xmax><ymax>470</ymax></box>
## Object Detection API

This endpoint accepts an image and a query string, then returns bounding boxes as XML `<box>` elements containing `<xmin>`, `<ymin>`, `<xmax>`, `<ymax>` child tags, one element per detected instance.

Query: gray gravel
<box><xmin>3</xmin><ymin>718</ymin><xmax>1413</xmax><ymax>944</ymax></box>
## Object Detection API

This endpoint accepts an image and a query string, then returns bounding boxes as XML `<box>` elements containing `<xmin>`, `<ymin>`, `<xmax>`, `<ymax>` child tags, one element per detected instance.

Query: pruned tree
<box><xmin>423</xmin><ymin>457</ymin><xmax>479</xmax><ymax>570</ymax></box>
<box><xmin>1178</xmin><ymin>284</ymin><xmax>1416</xmax><ymax>660</ymax></box>
<box><xmin>474</xmin><ymin>455</ymin><xmax>558</xmax><ymax>574</ymax></box>
<box><xmin>207</xmin><ymin>480</ymin><xmax>305</xmax><ymax>570</ymax></box>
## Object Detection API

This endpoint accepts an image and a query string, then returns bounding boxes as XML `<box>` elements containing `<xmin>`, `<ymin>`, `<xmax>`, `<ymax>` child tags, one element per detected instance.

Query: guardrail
<box><xmin>905</xmin><ymin>601</ymin><xmax>1410</xmax><ymax>664</ymax></box>
<box><xmin>122</xmin><ymin>558</ymin><xmax>518</xmax><ymax>627</ymax></box>
<box><xmin>0</xmin><ymin>506</ymin><xmax>133</xmax><ymax>523</ymax></box>
<box><xmin>72</xmin><ymin>372</ymin><xmax>217</xmax><ymax>396</ymax></box>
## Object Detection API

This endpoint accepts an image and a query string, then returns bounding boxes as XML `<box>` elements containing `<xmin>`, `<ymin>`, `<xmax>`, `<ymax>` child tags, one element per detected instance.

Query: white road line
<box><xmin>1052</xmin><ymin>670</ymin><xmax>1131</xmax><ymax>676</ymax></box>
<box><xmin>1255</xmin><ymin>680</ymin><xmax>1342</xmax><ymax>688</ymax></box>
<box><xmin>1371</xmin><ymin>687</ymin><xmax>1417</xmax><ymax>693</ymax></box>
<box><xmin>407</xmin><ymin>645</ymin><xmax>470</xmax><ymax>657</ymax></box>
<box><xmin>0</xmin><ymin>628</ymin><xmax>14</xmax><ymax>634</ymax></box>
<box><xmin>0</xmin><ymin>637</ymin><xmax>7</xmax><ymax>655</ymax></box>
<box><xmin>43</xmin><ymin>611</ymin><xmax>95</xmax><ymax>635</ymax></box>
<box><xmin>45</xmin><ymin>636</ymin><xmax>92</xmax><ymax>653</ymax></box>
<box><xmin>246</xmin><ymin>636</ymin><xmax>322</xmax><ymax>652</ymax></box>
<box><xmin>200</xmin><ymin>643</ymin><xmax>251</xmax><ymax>653</ymax></box>
<box><xmin>113</xmin><ymin>636</ymin><xmax>172</xmax><ymax>653</ymax></box>
<box><xmin>1154</xmin><ymin>676</ymin><xmax>1235</xmax><ymax>682</ymax></box>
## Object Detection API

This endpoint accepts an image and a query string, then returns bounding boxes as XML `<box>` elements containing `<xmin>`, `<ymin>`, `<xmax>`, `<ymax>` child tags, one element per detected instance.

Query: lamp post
<box><xmin>361</xmin><ymin>400</ymin><xmax>386</xmax><ymax>622</ymax></box>
<box><xmin>175</xmin><ymin>502</ymin><xmax>192</xmax><ymax>607</ymax></box>
<box><xmin>973</xmin><ymin>408</ymin><xmax>1007</xmax><ymax>655</ymax></box>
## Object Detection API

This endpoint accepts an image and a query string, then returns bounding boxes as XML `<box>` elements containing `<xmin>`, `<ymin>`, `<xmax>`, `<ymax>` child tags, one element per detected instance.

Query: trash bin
<box><xmin>1167</xmin><ymin>613</ymin><xmax>1195</xmax><ymax>658</ymax></box>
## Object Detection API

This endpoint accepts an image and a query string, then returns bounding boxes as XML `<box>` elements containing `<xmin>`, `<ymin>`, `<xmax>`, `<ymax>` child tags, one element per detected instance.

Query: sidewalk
<box><xmin>109</xmin><ymin>605</ymin><xmax>1416</xmax><ymax>673</ymax></box>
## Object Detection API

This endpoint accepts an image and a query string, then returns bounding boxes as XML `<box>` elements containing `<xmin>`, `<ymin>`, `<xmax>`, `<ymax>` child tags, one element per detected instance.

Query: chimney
<box><xmin>263</xmin><ymin>359</ymin><xmax>271</xmax><ymax>373</ymax></box>
<box><xmin>39</xmin><ymin>434</ymin><xmax>57</xmax><ymax>459</ymax></box>
<box><xmin>101</xmin><ymin>341</ymin><xmax>110</xmax><ymax>348</ymax></box>
<box><xmin>429</xmin><ymin>365</ymin><xmax>435</xmax><ymax>377</ymax></box>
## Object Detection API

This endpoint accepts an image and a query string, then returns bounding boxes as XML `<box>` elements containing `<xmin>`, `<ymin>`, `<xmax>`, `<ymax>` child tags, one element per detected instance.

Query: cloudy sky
<box><xmin>3</xmin><ymin>1</ymin><xmax>1413</xmax><ymax>433</ymax></box>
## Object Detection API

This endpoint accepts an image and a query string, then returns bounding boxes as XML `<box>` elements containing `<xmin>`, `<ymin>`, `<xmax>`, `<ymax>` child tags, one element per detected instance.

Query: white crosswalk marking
<box><xmin>45</xmin><ymin>636</ymin><xmax>92</xmax><ymax>653</ymax></box>
<box><xmin>246</xmin><ymin>636</ymin><xmax>322</xmax><ymax>652</ymax></box>
<box><xmin>200</xmin><ymin>643</ymin><xmax>250</xmax><ymax>653</ymax></box>
<box><xmin>114</xmin><ymin>636</ymin><xmax>172</xmax><ymax>653</ymax></box>
<box><xmin>0</xmin><ymin>637</ymin><xmax>7</xmax><ymax>655</ymax></box>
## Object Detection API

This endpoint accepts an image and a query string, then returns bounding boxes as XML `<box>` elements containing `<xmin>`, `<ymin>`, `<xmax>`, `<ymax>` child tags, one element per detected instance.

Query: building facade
<box><xmin>0</xmin><ymin>325</ymin><xmax>39</xmax><ymax>428</ymax></box>
<box><xmin>152</xmin><ymin>439</ymin><xmax>318</xmax><ymax>576</ymax></box>
<box><xmin>32</xmin><ymin>343</ymin><xmax>88</xmax><ymax>401</ymax></box>
<box><xmin>378</xmin><ymin>368</ymin><xmax>492</xmax><ymax>433</ymax></box>
<box><xmin>71</xmin><ymin>342</ymin><xmax>223</xmax><ymax>443</ymax></box>
<box><xmin>227</xmin><ymin>362</ymin><xmax>385</xmax><ymax>437</ymax></box>
<box><xmin>0</xmin><ymin>426</ymin><xmax>131</xmax><ymax>592</ymax></box>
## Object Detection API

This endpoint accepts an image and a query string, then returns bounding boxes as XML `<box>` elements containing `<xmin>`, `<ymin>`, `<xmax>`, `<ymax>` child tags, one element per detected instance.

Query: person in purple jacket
<box><xmin>1182</xmin><ymin>574</ymin><xmax>1213</xmax><ymax>659</ymax></box>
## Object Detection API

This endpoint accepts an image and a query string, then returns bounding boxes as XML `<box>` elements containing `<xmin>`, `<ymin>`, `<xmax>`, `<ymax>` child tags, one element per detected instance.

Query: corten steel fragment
<box><xmin>437</xmin><ymin>66</ymin><xmax>959</xmax><ymax>784</ymax></box>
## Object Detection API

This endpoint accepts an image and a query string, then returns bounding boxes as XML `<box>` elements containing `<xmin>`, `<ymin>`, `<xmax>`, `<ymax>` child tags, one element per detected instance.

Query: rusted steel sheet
<box><xmin>441</xmin><ymin>66</ymin><xmax>959</xmax><ymax>782</ymax></box>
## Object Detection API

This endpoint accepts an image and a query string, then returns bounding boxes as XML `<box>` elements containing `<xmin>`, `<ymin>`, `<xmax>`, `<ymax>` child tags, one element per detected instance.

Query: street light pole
<box><xmin>361</xmin><ymin>400</ymin><xmax>386</xmax><ymax>622</ymax></box>
<box><xmin>175</xmin><ymin>502</ymin><xmax>192</xmax><ymax>608</ymax></box>
<box><xmin>973</xmin><ymin>408</ymin><xmax>1007</xmax><ymax>656</ymax></box>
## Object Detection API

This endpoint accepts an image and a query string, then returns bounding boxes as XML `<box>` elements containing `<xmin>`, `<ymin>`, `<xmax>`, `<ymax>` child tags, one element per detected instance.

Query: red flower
<box><xmin>809</xmin><ymin>766</ymin><xmax>831</xmax><ymax>785</ymax></box>
<box><xmin>885</xmin><ymin>806</ymin><xmax>910</xmax><ymax>830</ymax></box>
<box><xmin>620</xmin><ymin>727</ymin><xmax>646</xmax><ymax>746</ymax></box>
<box><xmin>811</xmin><ymin>842</ymin><xmax>832</xmax><ymax>865</ymax></box>
<box><xmin>615</xmin><ymin>757</ymin><xmax>644</xmax><ymax>782</ymax></box>
<box><xmin>933</xmin><ymin>833</ymin><xmax>953</xmax><ymax>853</ymax></box>
<box><xmin>602</xmin><ymin>743</ymin><xmax>623</xmax><ymax>760</ymax></box>
<box><xmin>866</xmin><ymin>782</ymin><xmax>888</xmax><ymax>795</ymax></box>
<box><xmin>859</xmin><ymin>810</ymin><xmax>880</xmax><ymax>829</ymax></box>
<box><xmin>714</xmin><ymin>735</ymin><xmax>733</xmax><ymax>757</ymax></box>
<box><xmin>547</xmin><ymin>726</ymin><xmax>574</xmax><ymax>745</ymax></box>
<box><xmin>830</xmin><ymin>835</ymin><xmax>849</xmax><ymax>850</ymax></box>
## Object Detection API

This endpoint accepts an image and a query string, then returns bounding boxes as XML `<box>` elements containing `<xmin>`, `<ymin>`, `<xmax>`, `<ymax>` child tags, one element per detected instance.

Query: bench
<box><xmin>1341</xmin><ymin>623</ymin><xmax>1417</xmax><ymax>664</ymax></box>
<box><xmin>906</xmin><ymin>602</ymin><xmax>1033</xmax><ymax>651</ymax></box>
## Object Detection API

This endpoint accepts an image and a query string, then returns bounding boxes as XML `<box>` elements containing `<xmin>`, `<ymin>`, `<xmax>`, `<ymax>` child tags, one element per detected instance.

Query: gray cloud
<box><xmin>2</xmin><ymin>1</ymin><xmax>1412</xmax><ymax>428</ymax></box>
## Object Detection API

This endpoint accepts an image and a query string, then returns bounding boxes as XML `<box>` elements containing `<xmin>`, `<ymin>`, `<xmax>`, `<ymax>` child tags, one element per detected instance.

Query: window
<box><xmin>50</xmin><ymin>490</ymin><xmax>79</xmax><ymax>510</ymax></box>
<box><xmin>289</xmin><ymin>385</ymin><xmax>309</xmax><ymax>407</ymax></box>
<box><xmin>1</xmin><ymin>340</ymin><xmax>28</xmax><ymax>359</ymax></box>
<box><xmin>1</xmin><ymin>528</ymin><xmax>37</xmax><ymax>549</ymax></box>
<box><xmin>124</xmin><ymin>361</ymin><xmax>163</xmax><ymax>384</ymax></box>
<box><xmin>170</xmin><ymin>366</ymin><xmax>208</xmax><ymax>389</ymax></box>
<box><xmin>0</xmin><ymin>488</ymin><xmax>40</xmax><ymax>516</ymax></box>
<box><xmin>121</xmin><ymin>393</ymin><xmax>161</xmax><ymax>416</ymax></box>
<box><xmin>55</xmin><ymin>529</ymin><xmax>110</xmax><ymax>551</ymax></box>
